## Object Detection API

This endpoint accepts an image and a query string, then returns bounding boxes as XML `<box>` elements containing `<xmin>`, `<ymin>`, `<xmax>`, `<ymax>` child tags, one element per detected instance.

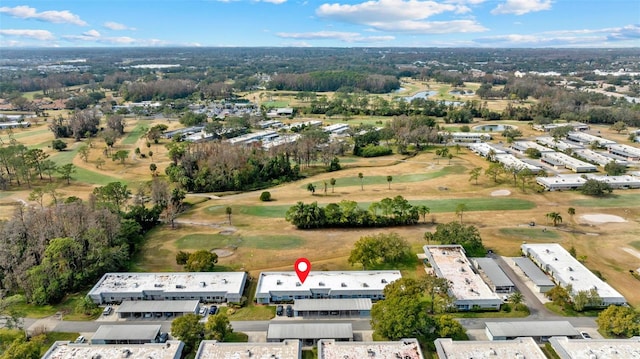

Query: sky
<box><xmin>0</xmin><ymin>0</ymin><xmax>639</xmax><ymax>48</ymax></box>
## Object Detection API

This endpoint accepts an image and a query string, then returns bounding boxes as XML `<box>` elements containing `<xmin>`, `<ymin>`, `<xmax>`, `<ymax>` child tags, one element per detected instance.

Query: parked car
<box><xmin>74</xmin><ymin>336</ymin><xmax>85</xmax><ymax>343</ymax></box>
<box><xmin>158</xmin><ymin>332</ymin><xmax>169</xmax><ymax>343</ymax></box>
<box><xmin>276</xmin><ymin>305</ymin><xmax>284</xmax><ymax>316</ymax></box>
<box><xmin>580</xmin><ymin>331</ymin><xmax>592</xmax><ymax>339</ymax></box>
<box><xmin>102</xmin><ymin>306</ymin><xmax>112</xmax><ymax>316</ymax></box>
<box><xmin>209</xmin><ymin>306</ymin><xmax>218</xmax><ymax>315</ymax></box>
<box><xmin>199</xmin><ymin>306</ymin><xmax>207</xmax><ymax>316</ymax></box>
<box><xmin>285</xmin><ymin>305</ymin><xmax>293</xmax><ymax>317</ymax></box>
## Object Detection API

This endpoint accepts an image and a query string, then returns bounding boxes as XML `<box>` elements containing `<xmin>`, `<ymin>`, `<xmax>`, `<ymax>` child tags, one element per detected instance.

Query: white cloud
<box><xmin>261</xmin><ymin>0</ymin><xmax>288</xmax><ymax>3</ymax></box>
<box><xmin>83</xmin><ymin>29</ymin><xmax>101</xmax><ymax>37</ymax></box>
<box><xmin>0</xmin><ymin>29</ymin><xmax>55</xmax><ymax>40</ymax></box>
<box><xmin>103</xmin><ymin>21</ymin><xmax>136</xmax><ymax>31</ymax></box>
<box><xmin>315</xmin><ymin>0</ymin><xmax>484</xmax><ymax>33</ymax></box>
<box><xmin>277</xmin><ymin>30</ymin><xmax>395</xmax><ymax>43</ymax></box>
<box><xmin>491</xmin><ymin>0</ymin><xmax>552</xmax><ymax>15</ymax></box>
<box><xmin>0</xmin><ymin>5</ymin><xmax>87</xmax><ymax>26</ymax></box>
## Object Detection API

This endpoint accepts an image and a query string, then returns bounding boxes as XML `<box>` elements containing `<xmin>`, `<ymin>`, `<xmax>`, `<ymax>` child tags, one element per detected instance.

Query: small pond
<box><xmin>472</xmin><ymin>124</ymin><xmax>516</xmax><ymax>132</ymax></box>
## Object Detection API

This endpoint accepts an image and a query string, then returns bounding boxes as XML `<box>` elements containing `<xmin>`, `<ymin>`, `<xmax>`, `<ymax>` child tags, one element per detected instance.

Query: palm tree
<box><xmin>225</xmin><ymin>206</ymin><xmax>232</xmax><ymax>225</ymax></box>
<box><xmin>330</xmin><ymin>178</ymin><xmax>336</xmax><ymax>193</ymax></box>
<box><xmin>508</xmin><ymin>292</ymin><xmax>524</xmax><ymax>307</ymax></box>
<box><xmin>307</xmin><ymin>183</ymin><xmax>316</xmax><ymax>195</ymax></box>
<box><xmin>417</xmin><ymin>205</ymin><xmax>430</xmax><ymax>223</ymax></box>
<box><xmin>455</xmin><ymin>203</ymin><xmax>468</xmax><ymax>224</ymax></box>
<box><xmin>546</xmin><ymin>211</ymin><xmax>563</xmax><ymax>226</ymax></box>
<box><xmin>386</xmin><ymin>175</ymin><xmax>393</xmax><ymax>189</ymax></box>
<box><xmin>358</xmin><ymin>172</ymin><xmax>364</xmax><ymax>191</ymax></box>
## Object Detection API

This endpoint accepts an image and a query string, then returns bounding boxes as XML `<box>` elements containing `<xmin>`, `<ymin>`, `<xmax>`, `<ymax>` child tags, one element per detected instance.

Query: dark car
<box><xmin>285</xmin><ymin>305</ymin><xmax>293</xmax><ymax>317</ymax></box>
<box><xmin>209</xmin><ymin>306</ymin><xmax>218</xmax><ymax>315</ymax></box>
<box><xmin>276</xmin><ymin>305</ymin><xmax>284</xmax><ymax>316</ymax></box>
<box><xmin>158</xmin><ymin>332</ymin><xmax>169</xmax><ymax>343</ymax></box>
<box><xmin>580</xmin><ymin>331</ymin><xmax>592</xmax><ymax>339</ymax></box>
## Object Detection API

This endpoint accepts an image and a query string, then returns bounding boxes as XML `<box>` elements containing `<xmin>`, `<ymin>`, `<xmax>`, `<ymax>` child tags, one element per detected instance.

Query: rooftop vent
<box><xmin>367</xmin><ymin>349</ymin><xmax>375</xmax><ymax>357</ymax></box>
<box><xmin>222</xmin><ymin>279</ymin><xmax>228</xmax><ymax>284</ymax></box>
<box><xmin>488</xmin><ymin>348</ymin><xmax>496</xmax><ymax>355</ymax></box>
<box><xmin>341</xmin><ymin>282</ymin><xmax>347</xmax><ymax>287</ymax></box>
<box><xmin>381</xmin><ymin>279</ymin><xmax>387</xmax><ymax>284</ymax></box>
<box><xmin>319</xmin><ymin>282</ymin><xmax>325</xmax><ymax>287</ymax></box>
<box><xmin>176</xmin><ymin>284</ymin><xmax>185</xmax><ymax>289</ymax></box>
<box><xmin>362</xmin><ymin>283</ymin><xmax>369</xmax><ymax>288</ymax></box>
<box><xmin>200</xmin><ymin>282</ymin><xmax>206</xmax><ymax>287</ymax></box>
<box><xmin>121</xmin><ymin>349</ymin><xmax>132</xmax><ymax>358</ymax></box>
<box><xmin>276</xmin><ymin>280</ymin><xmax>282</xmax><ymax>285</ymax></box>
<box><xmin>296</xmin><ymin>282</ymin><xmax>301</xmax><ymax>287</ymax></box>
<box><xmin>459</xmin><ymin>267</ymin><xmax>465</xmax><ymax>272</ymax></box>
<box><xmin>154</xmin><ymin>283</ymin><xmax>163</xmax><ymax>288</ymax></box>
<box><xmin>567</xmin><ymin>267</ymin><xmax>573</xmax><ymax>272</ymax></box>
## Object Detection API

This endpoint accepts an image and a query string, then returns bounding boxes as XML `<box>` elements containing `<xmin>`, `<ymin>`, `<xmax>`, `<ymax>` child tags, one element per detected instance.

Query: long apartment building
<box><xmin>422</xmin><ymin>245</ymin><xmax>502</xmax><ymax>311</ymax></box>
<box><xmin>521</xmin><ymin>243</ymin><xmax>626</xmax><ymax>306</ymax></box>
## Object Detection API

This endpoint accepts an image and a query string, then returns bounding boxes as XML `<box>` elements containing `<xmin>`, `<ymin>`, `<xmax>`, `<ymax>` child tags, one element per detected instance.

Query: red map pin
<box><xmin>294</xmin><ymin>258</ymin><xmax>311</xmax><ymax>284</ymax></box>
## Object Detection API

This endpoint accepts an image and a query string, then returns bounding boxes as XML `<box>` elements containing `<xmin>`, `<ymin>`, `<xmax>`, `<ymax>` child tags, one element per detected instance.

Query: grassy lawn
<box><xmin>304</xmin><ymin>165</ymin><xmax>466</xmax><ymax>188</ymax></box>
<box><xmin>498</xmin><ymin>227</ymin><xmax>560</xmax><ymax>240</ymax></box>
<box><xmin>4</xmin><ymin>293</ymin><xmax>96</xmax><ymax>320</ymax></box>
<box><xmin>630</xmin><ymin>241</ymin><xmax>640</xmax><ymax>250</ymax></box>
<box><xmin>121</xmin><ymin>123</ymin><xmax>147</xmax><ymax>146</ymax></box>
<box><xmin>226</xmin><ymin>305</ymin><xmax>276</xmax><ymax>320</ymax></box>
<box><xmin>226</xmin><ymin>197</ymin><xmax>535</xmax><ymax>219</ymax></box>
<box><xmin>544</xmin><ymin>302</ymin><xmax>600</xmax><ymax>317</ymax></box>
<box><xmin>453</xmin><ymin>308</ymin><xmax>530</xmax><ymax>318</ymax></box>
<box><xmin>302</xmin><ymin>349</ymin><xmax>318</xmax><ymax>359</ymax></box>
<box><xmin>225</xmin><ymin>332</ymin><xmax>249</xmax><ymax>342</ymax></box>
<box><xmin>570</xmin><ymin>194</ymin><xmax>640</xmax><ymax>208</ymax></box>
<box><xmin>0</xmin><ymin>128</ymin><xmax>50</xmax><ymax>142</ymax></box>
<box><xmin>72</xmin><ymin>166</ymin><xmax>125</xmax><ymax>186</ymax></box>
<box><xmin>261</xmin><ymin>101</ymin><xmax>289</xmax><ymax>108</ymax></box>
<box><xmin>176</xmin><ymin>233</ymin><xmax>305</xmax><ymax>250</ymax></box>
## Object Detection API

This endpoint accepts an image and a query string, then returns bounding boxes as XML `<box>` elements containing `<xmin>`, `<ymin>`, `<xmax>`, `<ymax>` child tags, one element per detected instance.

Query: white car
<box><xmin>199</xmin><ymin>307</ymin><xmax>207</xmax><ymax>316</ymax></box>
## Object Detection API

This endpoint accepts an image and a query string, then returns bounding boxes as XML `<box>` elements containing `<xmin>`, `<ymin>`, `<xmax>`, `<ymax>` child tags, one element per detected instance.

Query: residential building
<box><xmin>485</xmin><ymin>321</ymin><xmax>580</xmax><ymax>342</ymax></box>
<box><xmin>494</xmin><ymin>154</ymin><xmax>542</xmax><ymax>173</ymax></box>
<box><xmin>292</xmin><ymin>298</ymin><xmax>372</xmax><ymax>318</ymax></box>
<box><xmin>541</xmin><ymin>152</ymin><xmax>598</xmax><ymax>172</ymax></box>
<box><xmin>0</xmin><ymin>121</ymin><xmax>31</xmax><ymax>129</ymax></box>
<box><xmin>511</xmin><ymin>257</ymin><xmax>555</xmax><ymax>293</ymax></box>
<box><xmin>422</xmin><ymin>245</ymin><xmax>502</xmax><ymax>311</ymax></box>
<box><xmin>227</xmin><ymin>130</ymin><xmax>278</xmax><ymax>145</ymax></box>
<box><xmin>536</xmin><ymin>174</ymin><xmax>640</xmax><ymax>191</ymax></box>
<box><xmin>116</xmin><ymin>300</ymin><xmax>199</xmax><ymax>319</ymax></box>
<box><xmin>444</xmin><ymin>132</ymin><xmax>491</xmax><ymax>143</ymax></box>
<box><xmin>255</xmin><ymin>271</ymin><xmax>401</xmax><ymax>304</ymax></box>
<box><xmin>88</xmin><ymin>272</ymin><xmax>247</xmax><ymax>305</ymax></box>
<box><xmin>573</xmin><ymin>148</ymin><xmax>628</xmax><ymax>167</ymax></box>
<box><xmin>323</xmin><ymin>123</ymin><xmax>350</xmax><ymax>135</ymax></box>
<box><xmin>521</xmin><ymin>243</ymin><xmax>627</xmax><ymax>306</ymax></box>
<box><xmin>566</xmin><ymin>132</ymin><xmax>616</xmax><ymax>147</ymax></box>
<box><xmin>510</xmin><ymin>141</ymin><xmax>554</xmax><ymax>154</ymax></box>
<box><xmin>472</xmin><ymin>258</ymin><xmax>515</xmax><ymax>293</ymax></box>
<box><xmin>606</xmin><ymin>143</ymin><xmax>640</xmax><ymax>161</ymax></box>
<box><xmin>319</xmin><ymin>338</ymin><xmax>424</xmax><ymax>359</ymax></box>
<box><xmin>434</xmin><ymin>337</ymin><xmax>545</xmax><ymax>359</ymax></box>
<box><xmin>195</xmin><ymin>340</ymin><xmax>301</xmax><ymax>359</ymax></box>
<box><xmin>536</xmin><ymin>137</ymin><xmax>583</xmax><ymax>153</ymax></box>
<box><xmin>42</xmin><ymin>341</ymin><xmax>184</xmax><ymax>359</ymax></box>
<box><xmin>468</xmin><ymin>142</ymin><xmax>506</xmax><ymax>158</ymax></box>
<box><xmin>549</xmin><ymin>336</ymin><xmax>640</xmax><ymax>359</ymax></box>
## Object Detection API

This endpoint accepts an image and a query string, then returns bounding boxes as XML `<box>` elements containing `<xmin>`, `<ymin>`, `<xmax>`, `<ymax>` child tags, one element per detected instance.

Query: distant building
<box><xmin>42</xmin><ymin>340</ymin><xmax>184</xmax><ymax>359</ymax></box>
<box><xmin>116</xmin><ymin>300</ymin><xmax>199</xmax><ymax>319</ymax></box>
<box><xmin>88</xmin><ymin>272</ymin><xmax>247</xmax><ymax>304</ymax></box>
<box><xmin>422</xmin><ymin>245</ymin><xmax>502</xmax><ymax>311</ymax></box>
<box><xmin>549</xmin><ymin>336</ymin><xmax>640</xmax><ymax>359</ymax></box>
<box><xmin>494</xmin><ymin>154</ymin><xmax>542</xmax><ymax>173</ymax></box>
<box><xmin>606</xmin><ymin>143</ymin><xmax>640</xmax><ymax>161</ymax></box>
<box><xmin>510</xmin><ymin>141</ymin><xmax>554</xmax><ymax>155</ymax></box>
<box><xmin>573</xmin><ymin>148</ymin><xmax>628</xmax><ymax>167</ymax></box>
<box><xmin>511</xmin><ymin>257</ymin><xmax>555</xmax><ymax>293</ymax></box>
<box><xmin>195</xmin><ymin>340</ymin><xmax>301</xmax><ymax>359</ymax></box>
<box><xmin>566</xmin><ymin>132</ymin><xmax>616</xmax><ymax>148</ymax></box>
<box><xmin>468</xmin><ymin>142</ymin><xmax>506</xmax><ymax>158</ymax></box>
<box><xmin>319</xmin><ymin>338</ymin><xmax>424</xmax><ymax>359</ymax></box>
<box><xmin>485</xmin><ymin>321</ymin><xmax>580</xmax><ymax>342</ymax></box>
<box><xmin>292</xmin><ymin>298</ymin><xmax>372</xmax><ymax>318</ymax></box>
<box><xmin>323</xmin><ymin>123</ymin><xmax>350</xmax><ymax>135</ymax></box>
<box><xmin>532</xmin><ymin>122</ymin><xmax>589</xmax><ymax>132</ymax></box>
<box><xmin>435</xmin><ymin>337</ymin><xmax>546</xmax><ymax>359</ymax></box>
<box><xmin>541</xmin><ymin>152</ymin><xmax>598</xmax><ymax>172</ymax></box>
<box><xmin>0</xmin><ymin>121</ymin><xmax>31</xmax><ymax>129</ymax></box>
<box><xmin>444</xmin><ymin>132</ymin><xmax>491</xmax><ymax>143</ymax></box>
<box><xmin>472</xmin><ymin>258</ymin><xmax>515</xmax><ymax>293</ymax></box>
<box><xmin>255</xmin><ymin>271</ymin><xmax>401</xmax><ymax>304</ymax></box>
<box><xmin>536</xmin><ymin>174</ymin><xmax>640</xmax><ymax>191</ymax></box>
<box><xmin>521</xmin><ymin>243</ymin><xmax>626</xmax><ymax>306</ymax></box>
<box><xmin>536</xmin><ymin>137</ymin><xmax>583</xmax><ymax>153</ymax></box>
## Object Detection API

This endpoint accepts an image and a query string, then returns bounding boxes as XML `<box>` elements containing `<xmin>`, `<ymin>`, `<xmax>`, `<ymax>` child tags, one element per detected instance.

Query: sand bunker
<box><xmin>491</xmin><ymin>189</ymin><xmax>511</xmax><ymax>197</ymax></box>
<box><xmin>580</xmin><ymin>213</ymin><xmax>626</xmax><ymax>224</ymax></box>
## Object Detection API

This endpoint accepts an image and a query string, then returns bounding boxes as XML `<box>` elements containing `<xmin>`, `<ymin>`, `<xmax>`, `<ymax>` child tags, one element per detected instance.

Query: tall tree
<box><xmin>546</xmin><ymin>212</ymin><xmax>563</xmax><ymax>226</ymax></box>
<box><xmin>330</xmin><ymin>177</ymin><xmax>336</xmax><ymax>193</ymax></box>
<box><xmin>455</xmin><ymin>203</ymin><xmax>468</xmax><ymax>224</ymax></box>
<box><xmin>386</xmin><ymin>175</ymin><xmax>393</xmax><ymax>189</ymax></box>
<box><xmin>596</xmin><ymin>305</ymin><xmax>640</xmax><ymax>338</ymax></box>
<box><xmin>171</xmin><ymin>314</ymin><xmax>205</xmax><ymax>353</ymax></box>
<box><xmin>469</xmin><ymin>167</ymin><xmax>481</xmax><ymax>185</ymax></box>
<box><xmin>205</xmin><ymin>314</ymin><xmax>233</xmax><ymax>341</ymax></box>
<box><xmin>358</xmin><ymin>172</ymin><xmax>364</xmax><ymax>190</ymax></box>
<box><xmin>225</xmin><ymin>206</ymin><xmax>232</xmax><ymax>225</ymax></box>
<box><xmin>57</xmin><ymin>163</ymin><xmax>75</xmax><ymax>184</ymax></box>
<box><xmin>185</xmin><ymin>250</ymin><xmax>218</xmax><ymax>272</ymax></box>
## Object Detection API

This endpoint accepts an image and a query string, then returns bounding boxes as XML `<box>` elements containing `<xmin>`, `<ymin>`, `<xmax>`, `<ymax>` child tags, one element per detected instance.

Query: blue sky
<box><xmin>0</xmin><ymin>0</ymin><xmax>638</xmax><ymax>47</ymax></box>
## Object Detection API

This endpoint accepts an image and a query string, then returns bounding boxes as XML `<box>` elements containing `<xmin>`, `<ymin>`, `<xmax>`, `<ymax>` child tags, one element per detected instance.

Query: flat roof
<box><xmin>88</xmin><ymin>272</ymin><xmax>246</xmax><ymax>297</ymax></box>
<box><xmin>522</xmin><ymin>243</ymin><xmax>626</xmax><ymax>301</ymax></box>
<box><xmin>423</xmin><ymin>246</ymin><xmax>501</xmax><ymax>302</ymax></box>
<box><xmin>536</xmin><ymin>137</ymin><xmax>584</xmax><ymax>151</ymax></box>
<box><xmin>435</xmin><ymin>337</ymin><xmax>546</xmax><ymax>359</ymax></box>
<box><xmin>469</xmin><ymin>142</ymin><xmax>506</xmax><ymax>155</ymax></box>
<box><xmin>256</xmin><ymin>271</ymin><xmax>401</xmax><ymax>297</ymax></box>
<box><xmin>567</xmin><ymin>132</ymin><xmax>616</xmax><ymax>145</ymax></box>
<box><xmin>293</xmin><ymin>298</ymin><xmax>372</xmax><ymax>312</ymax></box>
<box><xmin>486</xmin><ymin>321</ymin><xmax>579</xmax><ymax>338</ymax></box>
<box><xmin>92</xmin><ymin>325</ymin><xmax>161</xmax><ymax>341</ymax></box>
<box><xmin>267</xmin><ymin>323</ymin><xmax>353</xmax><ymax>340</ymax></box>
<box><xmin>118</xmin><ymin>300</ymin><xmax>199</xmax><ymax>313</ymax></box>
<box><xmin>573</xmin><ymin>149</ymin><xmax>625</xmax><ymax>166</ymax></box>
<box><xmin>473</xmin><ymin>258</ymin><xmax>514</xmax><ymax>288</ymax></box>
<box><xmin>195</xmin><ymin>340</ymin><xmax>301</xmax><ymax>359</ymax></box>
<box><xmin>607</xmin><ymin>143</ymin><xmax>640</xmax><ymax>157</ymax></box>
<box><xmin>42</xmin><ymin>341</ymin><xmax>184</xmax><ymax>359</ymax></box>
<box><xmin>495</xmin><ymin>154</ymin><xmax>542</xmax><ymax>172</ymax></box>
<box><xmin>318</xmin><ymin>339</ymin><xmax>424</xmax><ymax>359</ymax></box>
<box><xmin>512</xmin><ymin>141</ymin><xmax>554</xmax><ymax>153</ymax></box>
<box><xmin>549</xmin><ymin>336</ymin><xmax>640</xmax><ymax>359</ymax></box>
<box><xmin>542</xmin><ymin>152</ymin><xmax>597</xmax><ymax>170</ymax></box>
<box><xmin>511</xmin><ymin>257</ymin><xmax>554</xmax><ymax>287</ymax></box>
<box><xmin>536</xmin><ymin>174</ymin><xmax>640</xmax><ymax>188</ymax></box>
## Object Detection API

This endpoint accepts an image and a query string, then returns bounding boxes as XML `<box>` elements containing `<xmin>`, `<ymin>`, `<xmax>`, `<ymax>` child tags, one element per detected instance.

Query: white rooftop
<box><xmin>549</xmin><ymin>336</ymin><xmax>640</xmax><ymax>359</ymax></box>
<box><xmin>195</xmin><ymin>340</ymin><xmax>301</xmax><ymax>359</ymax></box>
<box><xmin>542</xmin><ymin>152</ymin><xmax>597</xmax><ymax>170</ymax></box>
<box><xmin>423</xmin><ymin>246</ymin><xmax>500</xmax><ymax>302</ymax></box>
<box><xmin>495</xmin><ymin>154</ymin><xmax>542</xmax><ymax>172</ymax></box>
<box><xmin>536</xmin><ymin>137</ymin><xmax>583</xmax><ymax>151</ymax></box>
<box><xmin>521</xmin><ymin>244</ymin><xmax>626</xmax><ymax>302</ymax></box>
<box><xmin>434</xmin><ymin>337</ymin><xmax>546</xmax><ymax>359</ymax></box>
<box><xmin>88</xmin><ymin>272</ymin><xmax>246</xmax><ymax>296</ymax></box>
<box><xmin>573</xmin><ymin>149</ymin><xmax>624</xmax><ymax>166</ymax></box>
<box><xmin>512</xmin><ymin>141</ymin><xmax>554</xmax><ymax>153</ymax></box>
<box><xmin>469</xmin><ymin>142</ymin><xmax>506</xmax><ymax>156</ymax></box>
<box><xmin>42</xmin><ymin>341</ymin><xmax>184</xmax><ymax>359</ymax></box>
<box><xmin>567</xmin><ymin>132</ymin><xmax>616</xmax><ymax>145</ymax></box>
<box><xmin>318</xmin><ymin>339</ymin><xmax>424</xmax><ymax>359</ymax></box>
<box><xmin>256</xmin><ymin>271</ymin><xmax>401</xmax><ymax>297</ymax></box>
<box><xmin>607</xmin><ymin>143</ymin><xmax>640</xmax><ymax>158</ymax></box>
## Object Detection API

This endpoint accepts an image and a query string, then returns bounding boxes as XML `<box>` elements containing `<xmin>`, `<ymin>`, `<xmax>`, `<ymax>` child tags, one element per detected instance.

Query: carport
<box><xmin>117</xmin><ymin>300</ymin><xmax>199</xmax><ymax>319</ymax></box>
<box><xmin>292</xmin><ymin>298</ymin><xmax>372</xmax><ymax>318</ymax></box>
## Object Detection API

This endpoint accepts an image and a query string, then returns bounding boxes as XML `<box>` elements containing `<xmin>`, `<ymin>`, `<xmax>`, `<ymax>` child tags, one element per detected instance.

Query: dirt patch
<box><xmin>579</xmin><ymin>213</ymin><xmax>627</xmax><ymax>224</ymax></box>
<box><xmin>213</xmin><ymin>248</ymin><xmax>234</xmax><ymax>257</ymax></box>
<box><xmin>491</xmin><ymin>189</ymin><xmax>511</xmax><ymax>197</ymax></box>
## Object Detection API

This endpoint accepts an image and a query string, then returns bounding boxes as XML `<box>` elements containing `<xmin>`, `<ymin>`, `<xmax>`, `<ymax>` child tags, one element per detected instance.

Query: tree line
<box><xmin>285</xmin><ymin>196</ymin><xmax>426</xmax><ymax>229</ymax></box>
<box><xmin>269</xmin><ymin>71</ymin><xmax>400</xmax><ymax>94</ymax></box>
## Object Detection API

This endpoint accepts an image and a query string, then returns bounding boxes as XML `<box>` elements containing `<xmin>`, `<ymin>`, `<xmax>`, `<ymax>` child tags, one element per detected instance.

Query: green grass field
<box><xmin>0</xmin><ymin>128</ymin><xmax>50</xmax><ymax>142</ymax></box>
<box><xmin>498</xmin><ymin>227</ymin><xmax>561</xmax><ymax>240</ymax></box>
<box><xmin>303</xmin><ymin>165</ymin><xmax>466</xmax><ymax>189</ymax></box>
<box><xmin>570</xmin><ymin>194</ymin><xmax>640</xmax><ymax>208</ymax></box>
<box><xmin>630</xmin><ymin>241</ymin><xmax>640</xmax><ymax>250</ymax></box>
<box><xmin>216</xmin><ymin>197</ymin><xmax>536</xmax><ymax>219</ymax></box>
<box><xmin>176</xmin><ymin>233</ymin><xmax>305</xmax><ymax>250</ymax></box>
<box><xmin>121</xmin><ymin>123</ymin><xmax>147</xmax><ymax>146</ymax></box>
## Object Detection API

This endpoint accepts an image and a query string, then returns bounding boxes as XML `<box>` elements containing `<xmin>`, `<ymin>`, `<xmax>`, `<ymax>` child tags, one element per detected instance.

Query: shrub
<box><xmin>259</xmin><ymin>191</ymin><xmax>272</xmax><ymax>202</ymax></box>
<box><xmin>361</xmin><ymin>144</ymin><xmax>392</xmax><ymax>157</ymax></box>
